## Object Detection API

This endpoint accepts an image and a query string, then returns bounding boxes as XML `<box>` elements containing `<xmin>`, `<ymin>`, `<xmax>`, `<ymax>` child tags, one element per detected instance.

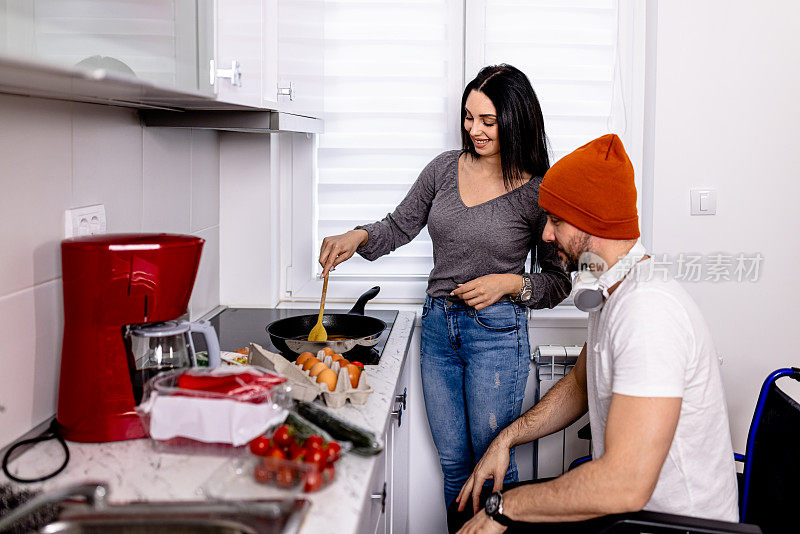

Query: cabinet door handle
<box><xmin>395</xmin><ymin>387</ymin><xmax>407</xmax><ymax>410</ymax></box>
<box><xmin>278</xmin><ymin>82</ymin><xmax>295</xmax><ymax>101</ymax></box>
<box><xmin>211</xmin><ymin>59</ymin><xmax>242</xmax><ymax>87</ymax></box>
<box><xmin>371</xmin><ymin>482</ymin><xmax>387</xmax><ymax>513</ymax></box>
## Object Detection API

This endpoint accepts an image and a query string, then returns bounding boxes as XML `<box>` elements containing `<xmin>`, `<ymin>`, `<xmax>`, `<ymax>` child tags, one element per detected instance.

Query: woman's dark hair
<box><xmin>461</xmin><ymin>64</ymin><xmax>550</xmax><ymax>190</ymax></box>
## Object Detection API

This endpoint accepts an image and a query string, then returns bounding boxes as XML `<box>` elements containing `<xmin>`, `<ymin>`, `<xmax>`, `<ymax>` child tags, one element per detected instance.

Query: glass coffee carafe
<box><xmin>126</xmin><ymin>320</ymin><xmax>221</xmax><ymax>403</ymax></box>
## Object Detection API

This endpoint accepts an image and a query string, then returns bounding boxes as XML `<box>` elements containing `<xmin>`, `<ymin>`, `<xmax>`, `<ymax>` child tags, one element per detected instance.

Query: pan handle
<box><xmin>348</xmin><ymin>286</ymin><xmax>381</xmax><ymax>315</ymax></box>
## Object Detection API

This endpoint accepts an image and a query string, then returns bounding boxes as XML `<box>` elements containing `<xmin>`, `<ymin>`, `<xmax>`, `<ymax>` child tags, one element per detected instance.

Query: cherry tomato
<box><xmin>351</xmin><ymin>361</ymin><xmax>364</xmax><ymax>370</ymax></box>
<box><xmin>305</xmin><ymin>435</ymin><xmax>324</xmax><ymax>450</ymax></box>
<box><xmin>324</xmin><ymin>442</ymin><xmax>342</xmax><ymax>464</ymax></box>
<box><xmin>272</xmin><ymin>424</ymin><xmax>294</xmax><ymax>449</ymax></box>
<box><xmin>275</xmin><ymin>467</ymin><xmax>295</xmax><ymax>488</ymax></box>
<box><xmin>303</xmin><ymin>468</ymin><xmax>323</xmax><ymax>492</ymax></box>
<box><xmin>304</xmin><ymin>447</ymin><xmax>325</xmax><ymax>467</ymax></box>
<box><xmin>266</xmin><ymin>446</ymin><xmax>287</xmax><ymax>460</ymax></box>
<box><xmin>288</xmin><ymin>441</ymin><xmax>305</xmax><ymax>461</ymax></box>
<box><xmin>253</xmin><ymin>463</ymin><xmax>272</xmax><ymax>484</ymax></box>
<box><xmin>249</xmin><ymin>436</ymin><xmax>272</xmax><ymax>456</ymax></box>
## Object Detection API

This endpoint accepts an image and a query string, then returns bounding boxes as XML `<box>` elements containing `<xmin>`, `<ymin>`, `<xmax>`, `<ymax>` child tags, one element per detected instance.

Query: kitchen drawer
<box><xmin>358</xmin><ymin>446</ymin><xmax>387</xmax><ymax>534</ymax></box>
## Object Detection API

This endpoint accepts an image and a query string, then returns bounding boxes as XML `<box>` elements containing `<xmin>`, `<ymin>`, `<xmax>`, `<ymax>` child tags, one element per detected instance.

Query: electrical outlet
<box><xmin>64</xmin><ymin>204</ymin><xmax>107</xmax><ymax>238</ymax></box>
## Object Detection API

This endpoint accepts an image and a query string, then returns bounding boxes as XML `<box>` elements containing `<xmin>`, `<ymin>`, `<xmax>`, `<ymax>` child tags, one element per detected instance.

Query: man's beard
<box><xmin>554</xmin><ymin>233</ymin><xmax>592</xmax><ymax>272</ymax></box>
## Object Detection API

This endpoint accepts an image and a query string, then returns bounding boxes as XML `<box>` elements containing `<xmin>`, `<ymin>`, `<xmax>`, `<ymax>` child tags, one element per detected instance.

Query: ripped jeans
<box><xmin>420</xmin><ymin>296</ymin><xmax>531</xmax><ymax>508</ymax></box>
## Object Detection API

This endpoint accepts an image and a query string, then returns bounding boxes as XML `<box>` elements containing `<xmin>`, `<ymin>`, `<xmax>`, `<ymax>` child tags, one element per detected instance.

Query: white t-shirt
<box><xmin>586</xmin><ymin>257</ymin><xmax>739</xmax><ymax>522</ymax></box>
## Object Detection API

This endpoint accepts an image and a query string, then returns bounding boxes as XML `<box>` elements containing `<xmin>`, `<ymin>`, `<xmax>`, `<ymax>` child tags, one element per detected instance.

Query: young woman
<box><xmin>318</xmin><ymin>64</ymin><xmax>571</xmax><ymax>509</ymax></box>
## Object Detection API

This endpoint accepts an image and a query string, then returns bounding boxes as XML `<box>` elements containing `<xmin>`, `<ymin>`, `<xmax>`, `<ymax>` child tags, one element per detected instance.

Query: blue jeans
<box><xmin>420</xmin><ymin>296</ymin><xmax>531</xmax><ymax>508</ymax></box>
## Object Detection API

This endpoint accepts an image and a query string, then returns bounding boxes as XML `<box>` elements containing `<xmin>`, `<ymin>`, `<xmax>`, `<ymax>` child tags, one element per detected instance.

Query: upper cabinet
<box><xmin>0</xmin><ymin>0</ymin><xmax>324</xmax><ymax>120</ymax></box>
<box><xmin>276</xmin><ymin>0</ymin><xmax>324</xmax><ymax>118</ymax></box>
<box><xmin>0</xmin><ymin>0</ymin><xmax>215</xmax><ymax>98</ymax></box>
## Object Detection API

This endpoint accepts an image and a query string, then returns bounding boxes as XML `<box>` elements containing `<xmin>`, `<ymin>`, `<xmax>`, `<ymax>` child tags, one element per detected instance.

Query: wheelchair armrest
<box><xmin>598</xmin><ymin>510</ymin><xmax>761</xmax><ymax>533</ymax></box>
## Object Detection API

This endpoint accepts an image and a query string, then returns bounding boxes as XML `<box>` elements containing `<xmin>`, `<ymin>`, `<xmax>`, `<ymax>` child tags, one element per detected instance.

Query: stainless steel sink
<box><xmin>0</xmin><ymin>482</ymin><xmax>309</xmax><ymax>534</ymax></box>
<box><xmin>41</xmin><ymin>500</ymin><xmax>310</xmax><ymax>534</ymax></box>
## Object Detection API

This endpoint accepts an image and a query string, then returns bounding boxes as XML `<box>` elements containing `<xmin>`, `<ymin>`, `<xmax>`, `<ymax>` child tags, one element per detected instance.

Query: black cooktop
<box><xmin>205</xmin><ymin>307</ymin><xmax>399</xmax><ymax>365</ymax></box>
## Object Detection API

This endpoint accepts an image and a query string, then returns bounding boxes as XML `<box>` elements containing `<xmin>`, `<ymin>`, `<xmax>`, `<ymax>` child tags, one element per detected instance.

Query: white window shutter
<box><xmin>313</xmin><ymin>0</ymin><xmax>463</xmax><ymax>295</ymax></box>
<box><xmin>465</xmin><ymin>0</ymin><xmax>621</xmax><ymax>162</ymax></box>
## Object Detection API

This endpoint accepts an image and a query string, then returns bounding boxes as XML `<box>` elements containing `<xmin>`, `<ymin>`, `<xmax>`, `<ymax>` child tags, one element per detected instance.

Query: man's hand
<box><xmin>451</xmin><ymin>274</ymin><xmax>522</xmax><ymax>310</ymax></box>
<box><xmin>456</xmin><ymin>436</ymin><xmax>511</xmax><ymax>514</ymax></box>
<box><xmin>457</xmin><ymin>510</ymin><xmax>506</xmax><ymax>534</ymax></box>
<box><xmin>318</xmin><ymin>229</ymin><xmax>368</xmax><ymax>278</ymax></box>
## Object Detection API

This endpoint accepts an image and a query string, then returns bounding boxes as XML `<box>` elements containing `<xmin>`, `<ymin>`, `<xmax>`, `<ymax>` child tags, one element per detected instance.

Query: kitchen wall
<box><xmin>649</xmin><ymin>0</ymin><xmax>800</xmax><ymax>451</ymax></box>
<box><xmin>0</xmin><ymin>93</ymin><xmax>221</xmax><ymax>448</ymax></box>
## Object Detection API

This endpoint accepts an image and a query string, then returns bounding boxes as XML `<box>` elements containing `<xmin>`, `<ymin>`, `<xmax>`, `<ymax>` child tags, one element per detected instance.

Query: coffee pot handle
<box><xmin>189</xmin><ymin>321</ymin><xmax>221</xmax><ymax>368</ymax></box>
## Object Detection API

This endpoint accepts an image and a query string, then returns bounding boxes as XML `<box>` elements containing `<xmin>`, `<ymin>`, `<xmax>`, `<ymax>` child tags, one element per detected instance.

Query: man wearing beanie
<box><xmin>453</xmin><ymin>134</ymin><xmax>738</xmax><ymax>533</ymax></box>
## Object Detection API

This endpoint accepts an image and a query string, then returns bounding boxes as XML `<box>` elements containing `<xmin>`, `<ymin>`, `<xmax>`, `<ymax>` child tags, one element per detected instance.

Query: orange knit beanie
<box><xmin>538</xmin><ymin>134</ymin><xmax>639</xmax><ymax>239</ymax></box>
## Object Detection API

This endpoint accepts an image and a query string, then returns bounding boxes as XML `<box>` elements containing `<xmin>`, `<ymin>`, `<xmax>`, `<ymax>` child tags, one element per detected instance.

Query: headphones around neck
<box><xmin>571</xmin><ymin>241</ymin><xmax>647</xmax><ymax>312</ymax></box>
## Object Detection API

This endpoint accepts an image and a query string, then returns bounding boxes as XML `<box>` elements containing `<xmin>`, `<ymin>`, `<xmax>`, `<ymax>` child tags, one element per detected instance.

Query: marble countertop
<box><xmin>2</xmin><ymin>311</ymin><xmax>416</xmax><ymax>534</ymax></box>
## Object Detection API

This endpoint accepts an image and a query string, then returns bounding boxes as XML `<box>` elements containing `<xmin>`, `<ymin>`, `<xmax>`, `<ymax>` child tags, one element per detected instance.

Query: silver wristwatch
<box><xmin>514</xmin><ymin>274</ymin><xmax>532</xmax><ymax>303</ymax></box>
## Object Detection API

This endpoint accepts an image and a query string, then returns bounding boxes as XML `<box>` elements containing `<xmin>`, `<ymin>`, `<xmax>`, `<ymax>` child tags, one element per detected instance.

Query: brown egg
<box><xmin>302</xmin><ymin>357</ymin><xmax>320</xmax><ymax>371</ymax></box>
<box><xmin>339</xmin><ymin>358</ymin><xmax>351</xmax><ymax>368</ymax></box>
<box><xmin>321</xmin><ymin>347</ymin><xmax>336</xmax><ymax>357</ymax></box>
<box><xmin>309</xmin><ymin>362</ymin><xmax>328</xmax><ymax>378</ymax></box>
<box><xmin>345</xmin><ymin>364</ymin><xmax>362</xmax><ymax>388</ymax></box>
<box><xmin>330</xmin><ymin>353</ymin><xmax>343</xmax><ymax>363</ymax></box>
<box><xmin>316</xmin><ymin>368</ymin><xmax>338</xmax><ymax>392</ymax></box>
<box><xmin>296</xmin><ymin>352</ymin><xmax>314</xmax><ymax>366</ymax></box>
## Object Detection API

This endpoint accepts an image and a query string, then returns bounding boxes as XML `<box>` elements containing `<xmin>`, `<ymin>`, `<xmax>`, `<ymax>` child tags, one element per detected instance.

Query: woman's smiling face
<box><xmin>463</xmin><ymin>90</ymin><xmax>499</xmax><ymax>157</ymax></box>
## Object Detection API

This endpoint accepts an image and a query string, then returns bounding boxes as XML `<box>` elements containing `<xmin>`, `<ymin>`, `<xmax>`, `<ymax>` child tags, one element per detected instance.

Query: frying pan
<box><xmin>266</xmin><ymin>286</ymin><xmax>387</xmax><ymax>356</ymax></box>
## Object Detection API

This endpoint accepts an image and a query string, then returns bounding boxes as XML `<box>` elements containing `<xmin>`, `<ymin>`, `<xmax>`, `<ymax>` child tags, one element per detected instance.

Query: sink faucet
<box><xmin>0</xmin><ymin>481</ymin><xmax>108</xmax><ymax>532</ymax></box>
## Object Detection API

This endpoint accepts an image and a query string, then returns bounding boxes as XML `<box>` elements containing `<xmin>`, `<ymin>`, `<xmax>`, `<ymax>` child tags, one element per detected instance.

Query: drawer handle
<box><xmin>391</xmin><ymin>408</ymin><xmax>402</xmax><ymax>427</ymax></box>
<box><xmin>395</xmin><ymin>387</ymin><xmax>407</xmax><ymax>410</ymax></box>
<box><xmin>371</xmin><ymin>482</ymin><xmax>387</xmax><ymax>513</ymax></box>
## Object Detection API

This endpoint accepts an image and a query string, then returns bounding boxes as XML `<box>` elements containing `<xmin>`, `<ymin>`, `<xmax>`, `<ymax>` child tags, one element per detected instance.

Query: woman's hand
<box><xmin>456</xmin><ymin>434</ymin><xmax>512</xmax><ymax>514</ymax></box>
<box><xmin>450</xmin><ymin>274</ymin><xmax>523</xmax><ymax>310</ymax></box>
<box><xmin>318</xmin><ymin>229</ymin><xmax>368</xmax><ymax>278</ymax></box>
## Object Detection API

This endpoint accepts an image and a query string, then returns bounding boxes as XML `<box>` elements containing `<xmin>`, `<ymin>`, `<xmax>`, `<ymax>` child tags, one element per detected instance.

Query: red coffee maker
<box><xmin>57</xmin><ymin>234</ymin><xmax>204</xmax><ymax>442</ymax></box>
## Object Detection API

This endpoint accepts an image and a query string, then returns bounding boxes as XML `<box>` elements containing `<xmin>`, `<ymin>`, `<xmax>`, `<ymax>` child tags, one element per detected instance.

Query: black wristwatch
<box><xmin>513</xmin><ymin>274</ymin><xmax>532</xmax><ymax>303</ymax></box>
<box><xmin>485</xmin><ymin>491</ymin><xmax>512</xmax><ymax>526</ymax></box>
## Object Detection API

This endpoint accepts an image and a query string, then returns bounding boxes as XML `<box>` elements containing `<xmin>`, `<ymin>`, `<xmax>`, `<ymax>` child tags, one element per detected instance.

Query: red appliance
<box><xmin>57</xmin><ymin>234</ymin><xmax>204</xmax><ymax>443</ymax></box>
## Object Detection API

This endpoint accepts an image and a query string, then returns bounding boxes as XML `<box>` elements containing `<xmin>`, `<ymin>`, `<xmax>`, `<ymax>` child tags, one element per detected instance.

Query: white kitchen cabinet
<box><xmin>0</xmin><ymin>0</ymin><xmax>323</xmax><ymax>114</ymax></box>
<box><xmin>213</xmin><ymin>0</ymin><xmax>265</xmax><ymax>108</ymax></box>
<box><xmin>360</xmin><ymin>353</ymin><xmax>411</xmax><ymax>534</ymax></box>
<box><xmin>389</xmin><ymin>358</ymin><xmax>411</xmax><ymax>534</ymax></box>
<box><xmin>274</xmin><ymin>0</ymin><xmax>324</xmax><ymax>117</ymax></box>
<box><xmin>216</xmin><ymin>0</ymin><xmax>323</xmax><ymax>115</ymax></box>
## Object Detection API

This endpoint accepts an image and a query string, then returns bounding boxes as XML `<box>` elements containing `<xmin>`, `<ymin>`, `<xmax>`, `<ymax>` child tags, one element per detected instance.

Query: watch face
<box><xmin>485</xmin><ymin>492</ymin><xmax>500</xmax><ymax>515</ymax></box>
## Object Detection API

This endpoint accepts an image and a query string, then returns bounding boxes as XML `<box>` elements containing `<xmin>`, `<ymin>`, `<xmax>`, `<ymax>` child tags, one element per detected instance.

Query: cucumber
<box><xmin>294</xmin><ymin>401</ymin><xmax>383</xmax><ymax>456</ymax></box>
<box><xmin>284</xmin><ymin>412</ymin><xmax>333</xmax><ymax>442</ymax></box>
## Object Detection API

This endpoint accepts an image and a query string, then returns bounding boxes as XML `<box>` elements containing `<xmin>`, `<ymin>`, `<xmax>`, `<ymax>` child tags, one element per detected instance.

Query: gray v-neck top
<box><xmin>356</xmin><ymin>150</ymin><xmax>570</xmax><ymax>309</ymax></box>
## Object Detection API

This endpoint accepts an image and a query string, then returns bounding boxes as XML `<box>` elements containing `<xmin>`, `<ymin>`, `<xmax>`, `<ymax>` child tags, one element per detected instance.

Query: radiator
<box><xmin>530</xmin><ymin>345</ymin><xmax>590</xmax><ymax>478</ymax></box>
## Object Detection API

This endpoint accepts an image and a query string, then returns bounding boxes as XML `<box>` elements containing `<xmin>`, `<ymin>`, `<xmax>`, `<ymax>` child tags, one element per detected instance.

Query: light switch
<box><xmin>690</xmin><ymin>189</ymin><xmax>716</xmax><ymax>215</ymax></box>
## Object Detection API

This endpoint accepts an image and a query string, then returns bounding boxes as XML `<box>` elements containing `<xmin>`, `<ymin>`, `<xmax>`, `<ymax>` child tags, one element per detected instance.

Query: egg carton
<box><xmin>248</xmin><ymin>343</ymin><xmax>373</xmax><ymax>408</ymax></box>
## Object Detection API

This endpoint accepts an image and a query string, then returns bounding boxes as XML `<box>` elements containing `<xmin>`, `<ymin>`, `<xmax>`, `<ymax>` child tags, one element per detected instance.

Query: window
<box><xmin>286</xmin><ymin>0</ymin><xmax>645</xmax><ymax>304</ymax></box>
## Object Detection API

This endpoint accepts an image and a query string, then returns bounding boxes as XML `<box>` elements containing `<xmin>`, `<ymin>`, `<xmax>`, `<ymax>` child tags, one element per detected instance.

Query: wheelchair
<box><xmin>564</xmin><ymin>367</ymin><xmax>800</xmax><ymax>533</ymax></box>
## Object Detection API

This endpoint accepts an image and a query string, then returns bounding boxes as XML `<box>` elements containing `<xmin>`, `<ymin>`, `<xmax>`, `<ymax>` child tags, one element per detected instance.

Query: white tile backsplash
<box><xmin>0</xmin><ymin>94</ymin><xmax>72</xmax><ymax>296</ymax></box>
<box><xmin>190</xmin><ymin>129</ymin><xmax>220</xmax><ymax>232</ymax></box>
<box><xmin>190</xmin><ymin>226</ymin><xmax>220</xmax><ymax>320</ymax></box>
<box><xmin>72</xmin><ymin>102</ymin><xmax>143</xmax><ymax>233</ymax></box>
<box><xmin>0</xmin><ymin>96</ymin><xmax>221</xmax><ymax>447</ymax></box>
<box><xmin>30</xmin><ymin>280</ymin><xmax>63</xmax><ymax>427</ymax></box>
<box><xmin>0</xmin><ymin>279</ymin><xmax>62</xmax><ymax>445</ymax></box>
<box><xmin>142</xmin><ymin>127</ymin><xmax>192</xmax><ymax>234</ymax></box>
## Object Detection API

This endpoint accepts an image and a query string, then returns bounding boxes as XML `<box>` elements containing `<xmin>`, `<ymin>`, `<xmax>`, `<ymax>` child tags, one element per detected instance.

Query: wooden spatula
<box><xmin>308</xmin><ymin>274</ymin><xmax>329</xmax><ymax>342</ymax></box>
